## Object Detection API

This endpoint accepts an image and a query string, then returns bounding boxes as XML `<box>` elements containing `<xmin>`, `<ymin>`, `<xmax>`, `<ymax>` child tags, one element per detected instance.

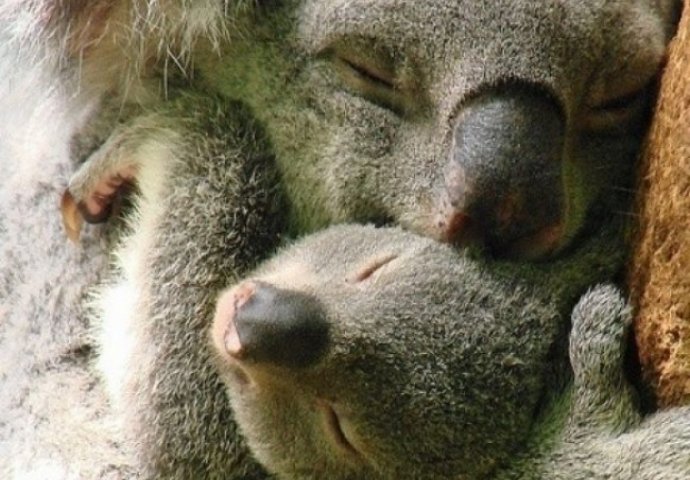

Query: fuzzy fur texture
<box><xmin>89</xmin><ymin>92</ymin><xmax>284</xmax><ymax>479</ymax></box>
<box><xmin>628</xmin><ymin>0</ymin><xmax>690</xmax><ymax>407</ymax></box>
<box><xmin>0</xmin><ymin>0</ymin><xmax>242</xmax><ymax>103</ymax></box>
<box><xmin>216</xmin><ymin>228</ymin><xmax>690</xmax><ymax>479</ymax></box>
<box><xmin>0</xmin><ymin>1</ymin><xmax>686</xmax><ymax>479</ymax></box>
<box><xmin>497</xmin><ymin>285</ymin><xmax>690</xmax><ymax>479</ymax></box>
<box><xmin>0</xmin><ymin>38</ymin><xmax>131</xmax><ymax>479</ymax></box>
<box><xmin>3</xmin><ymin>1</ymin><xmax>681</xmax><ymax>253</ymax></box>
<box><xmin>197</xmin><ymin>0</ymin><xmax>679</xmax><ymax>254</ymax></box>
<box><xmin>210</xmin><ymin>224</ymin><xmax>623</xmax><ymax>479</ymax></box>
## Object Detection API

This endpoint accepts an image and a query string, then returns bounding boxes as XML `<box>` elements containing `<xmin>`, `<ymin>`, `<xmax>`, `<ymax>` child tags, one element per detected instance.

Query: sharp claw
<box><xmin>60</xmin><ymin>189</ymin><xmax>84</xmax><ymax>243</ymax></box>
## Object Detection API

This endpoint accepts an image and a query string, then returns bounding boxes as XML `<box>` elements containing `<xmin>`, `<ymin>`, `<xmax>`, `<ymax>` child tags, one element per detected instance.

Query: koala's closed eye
<box><xmin>325</xmin><ymin>41</ymin><xmax>421</xmax><ymax>115</ymax></box>
<box><xmin>347</xmin><ymin>254</ymin><xmax>398</xmax><ymax>283</ymax></box>
<box><xmin>582</xmin><ymin>83</ymin><xmax>652</xmax><ymax>132</ymax></box>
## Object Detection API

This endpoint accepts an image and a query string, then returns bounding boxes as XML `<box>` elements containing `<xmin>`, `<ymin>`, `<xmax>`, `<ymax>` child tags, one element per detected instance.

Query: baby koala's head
<box><xmin>210</xmin><ymin>224</ymin><xmax>618</xmax><ymax>479</ymax></box>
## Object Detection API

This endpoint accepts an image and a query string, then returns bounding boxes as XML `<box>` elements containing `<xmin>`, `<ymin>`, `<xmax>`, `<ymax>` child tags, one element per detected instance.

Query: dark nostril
<box><xmin>371</xmin><ymin>215</ymin><xmax>395</xmax><ymax>228</ymax></box>
<box><xmin>224</xmin><ymin>281</ymin><xmax>330</xmax><ymax>369</ymax></box>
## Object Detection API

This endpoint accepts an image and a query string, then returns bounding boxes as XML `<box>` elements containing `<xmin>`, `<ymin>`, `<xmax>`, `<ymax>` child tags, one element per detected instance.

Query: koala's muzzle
<box><xmin>212</xmin><ymin>281</ymin><xmax>329</xmax><ymax>369</ymax></box>
<box><xmin>437</xmin><ymin>86</ymin><xmax>566</xmax><ymax>258</ymax></box>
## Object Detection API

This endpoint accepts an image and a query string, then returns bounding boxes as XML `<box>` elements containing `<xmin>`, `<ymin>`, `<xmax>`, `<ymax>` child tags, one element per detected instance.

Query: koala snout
<box><xmin>212</xmin><ymin>281</ymin><xmax>330</xmax><ymax>369</ymax></box>
<box><xmin>436</xmin><ymin>85</ymin><xmax>566</xmax><ymax>258</ymax></box>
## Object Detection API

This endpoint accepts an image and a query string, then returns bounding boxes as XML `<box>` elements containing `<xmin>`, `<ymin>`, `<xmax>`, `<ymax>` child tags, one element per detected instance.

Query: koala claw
<box><xmin>79</xmin><ymin>168</ymin><xmax>136</xmax><ymax>223</ymax></box>
<box><xmin>60</xmin><ymin>189</ymin><xmax>84</xmax><ymax>243</ymax></box>
<box><xmin>61</xmin><ymin>165</ymin><xmax>136</xmax><ymax>241</ymax></box>
<box><xmin>61</xmin><ymin>122</ymin><xmax>141</xmax><ymax>241</ymax></box>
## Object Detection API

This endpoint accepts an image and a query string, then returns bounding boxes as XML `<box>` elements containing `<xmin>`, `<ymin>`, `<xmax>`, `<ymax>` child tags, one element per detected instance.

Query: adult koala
<box><xmin>7</xmin><ymin>0</ymin><xmax>679</xmax><ymax>257</ymax></box>
<box><xmin>0</xmin><ymin>0</ymin><xmax>682</xmax><ymax>479</ymax></box>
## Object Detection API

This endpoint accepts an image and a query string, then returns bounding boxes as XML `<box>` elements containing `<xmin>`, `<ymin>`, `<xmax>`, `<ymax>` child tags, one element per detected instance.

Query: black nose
<box><xmin>436</xmin><ymin>85</ymin><xmax>566</xmax><ymax>258</ymax></box>
<box><xmin>215</xmin><ymin>281</ymin><xmax>330</xmax><ymax>369</ymax></box>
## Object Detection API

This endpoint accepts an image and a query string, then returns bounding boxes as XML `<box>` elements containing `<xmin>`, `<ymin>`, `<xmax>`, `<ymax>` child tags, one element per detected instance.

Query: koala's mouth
<box><xmin>316</xmin><ymin>400</ymin><xmax>364</xmax><ymax>461</ymax></box>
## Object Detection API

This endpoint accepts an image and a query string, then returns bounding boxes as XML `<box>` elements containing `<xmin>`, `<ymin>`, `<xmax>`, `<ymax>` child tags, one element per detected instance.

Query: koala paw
<box><xmin>567</xmin><ymin>284</ymin><xmax>640</xmax><ymax>433</ymax></box>
<box><xmin>569</xmin><ymin>284</ymin><xmax>631</xmax><ymax>385</ymax></box>
<box><xmin>61</xmin><ymin>99</ymin><xmax>144</xmax><ymax>242</ymax></box>
<box><xmin>68</xmin><ymin>153</ymin><xmax>138</xmax><ymax>225</ymax></box>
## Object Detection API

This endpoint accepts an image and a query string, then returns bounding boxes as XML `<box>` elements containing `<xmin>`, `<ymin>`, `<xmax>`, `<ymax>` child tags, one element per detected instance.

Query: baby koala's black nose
<box><xmin>213</xmin><ymin>281</ymin><xmax>330</xmax><ymax>369</ymax></box>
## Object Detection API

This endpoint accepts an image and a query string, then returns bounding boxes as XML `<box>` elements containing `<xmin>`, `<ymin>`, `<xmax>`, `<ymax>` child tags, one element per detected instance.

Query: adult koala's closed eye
<box><xmin>209</xmin><ymin>223</ymin><xmax>627</xmax><ymax>479</ymax></box>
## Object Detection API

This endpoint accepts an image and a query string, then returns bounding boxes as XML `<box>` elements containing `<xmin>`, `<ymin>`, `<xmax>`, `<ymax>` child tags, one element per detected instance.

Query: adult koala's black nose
<box><xmin>436</xmin><ymin>85</ymin><xmax>566</xmax><ymax>259</ymax></box>
<box><xmin>213</xmin><ymin>281</ymin><xmax>330</xmax><ymax>369</ymax></box>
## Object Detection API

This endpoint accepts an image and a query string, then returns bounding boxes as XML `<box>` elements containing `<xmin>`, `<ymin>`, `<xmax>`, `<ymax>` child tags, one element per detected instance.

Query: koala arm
<box><xmin>566</xmin><ymin>284</ymin><xmax>641</xmax><ymax>435</ymax></box>
<box><xmin>511</xmin><ymin>286</ymin><xmax>690</xmax><ymax>480</ymax></box>
<box><xmin>495</xmin><ymin>285</ymin><xmax>641</xmax><ymax>480</ymax></box>
<box><xmin>93</xmin><ymin>91</ymin><xmax>281</xmax><ymax>479</ymax></box>
<box><xmin>557</xmin><ymin>285</ymin><xmax>690</xmax><ymax>479</ymax></box>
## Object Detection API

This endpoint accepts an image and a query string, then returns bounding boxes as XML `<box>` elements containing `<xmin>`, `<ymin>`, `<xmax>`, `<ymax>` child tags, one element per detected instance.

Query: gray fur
<box><xmin>197</xmin><ymin>0</ymin><xmax>680</xmax><ymax>248</ymax></box>
<box><xmin>0</xmin><ymin>1</ymin><xmax>684</xmax><ymax>479</ymax></box>
<box><xmin>88</xmin><ymin>91</ymin><xmax>284</xmax><ymax>479</ymax></box>
<box><xmin>496</xmin><ymin>285</ymin><xmax>690</xmax><ymax>479</ymax></box>
<box><xmin>0</xmin><ymin>41</ymin><xmax>131</xmax><ymax>479</ymax></box>
<box><xmin>211</xmin><ymin>223</ymin><xmax>620</xmax><ymax>479</ymax></box>
<box><xmin>218</xmin><ymin>228</ymin><xmax>690</xmax><ymax>479</ymax></box>
<box><xmin>3</xmin><ymin>0</ymin><xmax>680</xmax><ymax>247</ymax></box>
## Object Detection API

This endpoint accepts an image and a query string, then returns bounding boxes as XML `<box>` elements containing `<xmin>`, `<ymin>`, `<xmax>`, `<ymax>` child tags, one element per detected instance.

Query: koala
<box><xmin>92</xmin><ymin>111</ymin><xmax>626</xmax><ymax>479</ymax></box>
<box><xmin>199</xmin><ymin>0</ymin><xmax>680</xmax><ymax>259</ymax></box>
<box><xmin>3</xmin><ymin>0</ymin><xmax>680</xmax><ymax>256</ymax></box>
<box><xmin>0</xmin><ymin>0</ymin><xmax>683</xmax><ymax>478</ymax></box>
<box><xmin>211</xmin><ymin>228</ymin><xmax>690</xmax><ymax>479</ymax></box>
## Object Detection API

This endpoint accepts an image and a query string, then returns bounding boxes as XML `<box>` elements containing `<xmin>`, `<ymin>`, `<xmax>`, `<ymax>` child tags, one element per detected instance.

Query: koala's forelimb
<box><xmin>567</xmin><ymin>285</ymin><xmax>641</xmax><ymax>434</ymax></box>
<box><xmin>61</xmin><ymin>103</ymin><xmax>166</xmax><ymax>240</ymax></box>
<box><xmin>93</xmin><ymin>91</ymin><xmax>284</xmax><ymax>479</ymax></box>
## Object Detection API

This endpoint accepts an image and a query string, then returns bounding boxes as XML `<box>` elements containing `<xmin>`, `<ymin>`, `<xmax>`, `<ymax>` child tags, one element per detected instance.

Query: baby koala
<box><xmin>209</xmin><ymin>223</ymin><xmax>623</xmax><ymax>479</ymax></box>
<box><xmin>211</xmin><ymin>225</ymin><xmax>690</xmax><ymax>480</ymax></box>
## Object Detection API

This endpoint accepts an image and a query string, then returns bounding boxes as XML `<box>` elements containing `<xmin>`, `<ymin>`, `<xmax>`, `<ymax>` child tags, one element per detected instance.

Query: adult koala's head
<box><xmin>211</xmin><ymin>223</ymin><xmax>624</xmax><ymax>479</ymax></box>
<box><xmin>200</xmin><ymin>0</ymin><xmax>680</xmax><ymax>259</ymax></box>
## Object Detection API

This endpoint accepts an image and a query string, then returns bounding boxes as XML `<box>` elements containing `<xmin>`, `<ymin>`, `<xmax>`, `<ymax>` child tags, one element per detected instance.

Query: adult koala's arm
<box><xmin>90</xmin><ymin>92</ymin><xmax>284</xmax><ymax>479</ymax></box>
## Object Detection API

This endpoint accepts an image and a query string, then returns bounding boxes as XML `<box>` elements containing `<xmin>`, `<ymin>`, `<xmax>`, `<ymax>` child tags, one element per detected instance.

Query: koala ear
<box><xmin>567</xmin><ymin>285</ymin><xmax>640</xmax><ymax>434</ymax></box>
